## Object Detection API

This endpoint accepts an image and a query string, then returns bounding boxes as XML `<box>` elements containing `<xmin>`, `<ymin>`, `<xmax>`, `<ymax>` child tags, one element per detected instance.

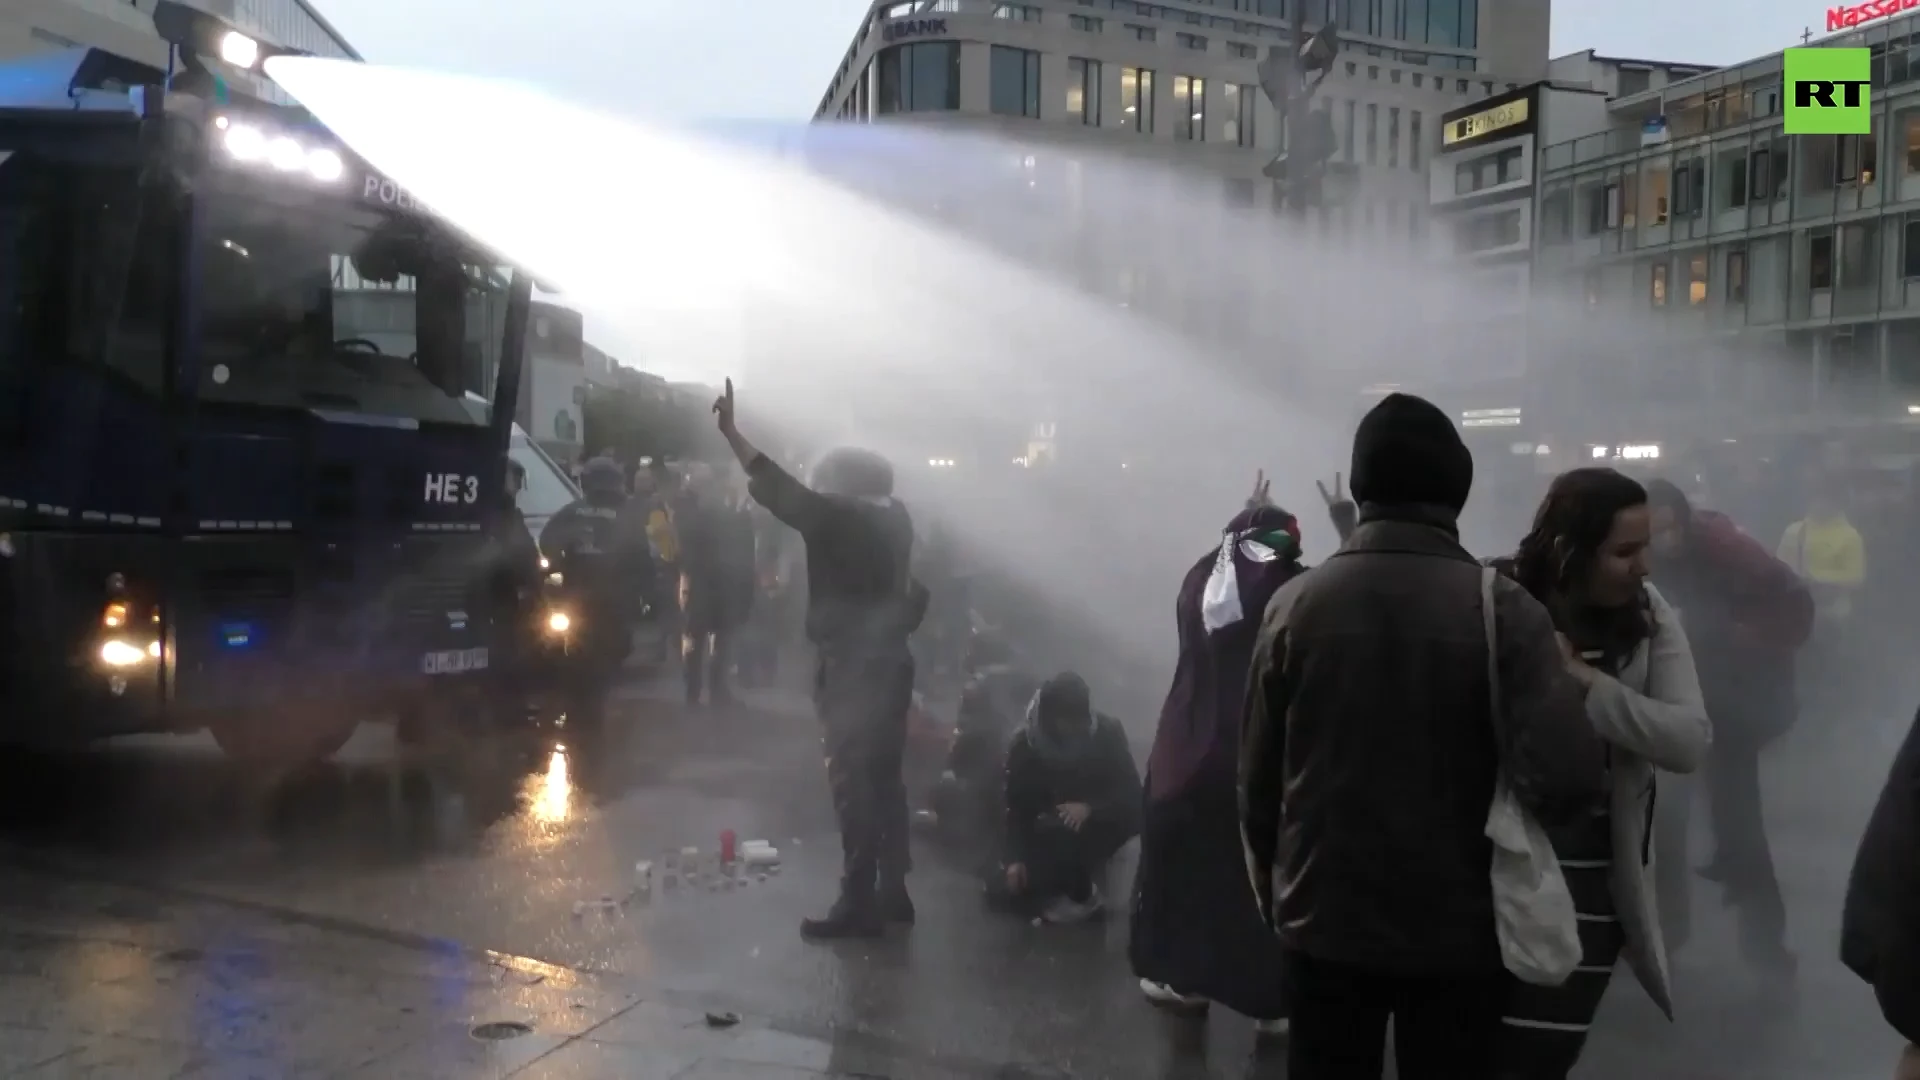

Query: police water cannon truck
<box><xmin>0</xmin><ymin>3</ymin><xmax>537</xmax><ymax>766</ymax></box>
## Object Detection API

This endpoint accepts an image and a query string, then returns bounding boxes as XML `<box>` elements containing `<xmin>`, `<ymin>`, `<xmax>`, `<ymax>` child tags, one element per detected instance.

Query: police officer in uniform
<box><xmin>539</xmin><ymin>457</ymin><xmax>656</xmax><ymax>729</ymax></box>
<box><xmin>712</xmin><ymin>380</ymin><xmax>928</xmax><ymax>939</ymax></box>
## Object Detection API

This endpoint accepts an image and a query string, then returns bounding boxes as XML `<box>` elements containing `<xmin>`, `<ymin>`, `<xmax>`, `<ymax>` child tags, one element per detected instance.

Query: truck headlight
<box><xmin>99</xmin><ymin>640</ymin><xmax>149</xmax><ymax>667</ymax></box>
<box><xmin>218</xmin><ymin>29</ymin><xmax>260</xmax><ymax>69</ymax></box>
<box><xmin>546</xmin><ymin>611</ymin><xmax>571</xmax><ymax>634</ymax></box>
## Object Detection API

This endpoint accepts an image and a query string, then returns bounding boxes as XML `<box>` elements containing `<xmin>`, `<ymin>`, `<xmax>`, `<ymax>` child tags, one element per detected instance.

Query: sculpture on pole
<box><xmin>1259</xmin><ymin>2</ymin><xmax>1344</xmax><ymax>215</ymax></box>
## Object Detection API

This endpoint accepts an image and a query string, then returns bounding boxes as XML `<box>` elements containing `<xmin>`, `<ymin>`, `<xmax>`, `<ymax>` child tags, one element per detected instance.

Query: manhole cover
<box><xmin>470</xmin><ymin>1021</ymin><xmax>533</xmax><ymax>1041</ymax></box>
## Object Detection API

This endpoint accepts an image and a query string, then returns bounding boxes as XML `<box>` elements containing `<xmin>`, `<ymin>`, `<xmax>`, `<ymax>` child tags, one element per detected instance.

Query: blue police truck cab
<box><xmin>0</xmin><ymin>11</ymin><xmax>536</xmax><ymax>766</ymax></box>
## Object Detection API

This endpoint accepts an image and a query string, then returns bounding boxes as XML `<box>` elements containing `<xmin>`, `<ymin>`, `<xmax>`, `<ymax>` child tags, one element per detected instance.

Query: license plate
<box><xmin>421</xmin><ymin>647</ymin><xmax>488</xmax><ymax>675</ymax></box>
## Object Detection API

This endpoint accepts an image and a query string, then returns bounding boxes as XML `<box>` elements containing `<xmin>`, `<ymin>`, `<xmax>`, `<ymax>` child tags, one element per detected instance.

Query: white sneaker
<box><xmin>1138</xmin><ymin>979</ymin><xmax>1210</xmax><ymax>1011</ymax></box>
<box><xmin>1041</xmin><ymin>884</ymin><xmax>1105</xmax><ymax>924</ymax></box>
<box><xmin>1253</xmin><ymin>1017</ymin><xmax>1290</xmax><ymax>1037</ymax></box>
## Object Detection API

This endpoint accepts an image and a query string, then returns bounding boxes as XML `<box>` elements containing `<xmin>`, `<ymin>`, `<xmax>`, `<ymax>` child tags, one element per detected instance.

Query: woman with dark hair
<box><xmin>1129</xmin><ymin>472</ymin><xmax>1305</xmax><ymax>1035</ymax></box>
<box><xmin>1491</xmin><ymin>467</ymin><xmax>1712</xmax><ymax>1078</ymax></box>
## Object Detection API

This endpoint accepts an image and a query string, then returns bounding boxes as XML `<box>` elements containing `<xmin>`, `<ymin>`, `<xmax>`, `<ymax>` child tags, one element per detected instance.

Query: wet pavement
<box><xmin>0</xmin><ymin>677</ymin><xmax>1907</xmax><ymax>1079</ymax></box>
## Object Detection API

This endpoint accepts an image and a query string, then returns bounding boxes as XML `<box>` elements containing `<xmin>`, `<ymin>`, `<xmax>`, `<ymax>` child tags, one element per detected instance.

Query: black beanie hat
<box><xmin>1348</xmin><ymin>393</ymin><xmax>1474</xmax><ymax>513</ymax></box>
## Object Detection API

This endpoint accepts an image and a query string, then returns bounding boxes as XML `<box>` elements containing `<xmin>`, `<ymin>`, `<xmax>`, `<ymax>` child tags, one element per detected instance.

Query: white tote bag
<box><xmin>1481</xmin><ymin>566</ymin><xmax>1583</xmax><ymax>987</ymax></box>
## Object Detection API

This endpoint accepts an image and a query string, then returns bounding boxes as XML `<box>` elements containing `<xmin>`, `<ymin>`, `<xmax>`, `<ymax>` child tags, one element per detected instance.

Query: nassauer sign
<box><xmin>1784</xmin><ymin>48</ymin><xmax>1871</xmax><ymax>135</ymax></box>
<box><xmin>1827</xmin><ymin>0</ymin><xmax>1920</xmax><ymax>31</ymax></box>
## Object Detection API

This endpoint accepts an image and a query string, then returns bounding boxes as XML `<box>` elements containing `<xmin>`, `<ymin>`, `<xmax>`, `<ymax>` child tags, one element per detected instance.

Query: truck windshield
<box><xmin>195</xmin><ymin>181</ymin><xmax>506</xmax><ymax>426</ymax></box>
<box><xmin>511</xmin><ymin>433</ymin><xmax>578</xmax><ymax>520</ymax></box>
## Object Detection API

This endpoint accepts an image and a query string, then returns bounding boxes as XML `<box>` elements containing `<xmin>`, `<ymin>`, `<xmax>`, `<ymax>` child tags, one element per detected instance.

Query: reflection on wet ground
<box><xmin>0</xmin><ymin>682</ymin><xmax>1907</xmax><ymax>1078</ymax></box>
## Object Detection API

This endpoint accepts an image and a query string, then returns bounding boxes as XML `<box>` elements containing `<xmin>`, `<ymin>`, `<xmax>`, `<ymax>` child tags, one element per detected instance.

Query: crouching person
<box><xmin>993</xmin><ymin>673</ymin><xmax>1142</xmax><ymax>923</ymax></box>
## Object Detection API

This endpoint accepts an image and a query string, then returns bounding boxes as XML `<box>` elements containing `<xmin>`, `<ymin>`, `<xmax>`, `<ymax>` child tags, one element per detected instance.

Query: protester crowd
<box><xmin>626</xmin><ymin>380</ymin><xmax>1920</xmax><ymax>1078</ymax></box>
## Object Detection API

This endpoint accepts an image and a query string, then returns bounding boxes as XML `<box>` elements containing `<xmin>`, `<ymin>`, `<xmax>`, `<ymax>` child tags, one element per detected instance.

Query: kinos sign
<box><xmin>1826</xmin><ymin>0</ymin><xmax>1920</xmax><ymax>31</ymax></box>
<box><xmin>1784</xmin><ymin>47</ymin><xmax>1871</xmax><ymax>135</ymax></box>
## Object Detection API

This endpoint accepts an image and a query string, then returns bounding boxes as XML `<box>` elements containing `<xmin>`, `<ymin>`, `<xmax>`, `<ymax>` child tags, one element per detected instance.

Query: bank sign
<box><xmin>1784</xmin><ymin>48</ymin><xmax>1871</xmax><ymax>135</ymax></box>
<box><xmin>881</xmin><ymin>17</ymin><xmax>947</xmax><ymax>42</ymax></box>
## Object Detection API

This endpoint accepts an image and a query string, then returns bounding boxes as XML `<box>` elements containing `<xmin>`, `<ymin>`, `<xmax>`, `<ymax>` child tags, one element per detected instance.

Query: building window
<box><xmin>1410</xmin><ymin>111</ymin><xmax>1423</xmax><ymax>171</ymax></box>
<box><xmin>1687</xmin><ymin>254</ymin><xmax>1708</xmax><ymax>305</ymax></box>
<box><xmin>1456</xmin><ymin>208</ymin><xmax>1522</xmax><ymax>253</ymax></box>
<box><xmin>1903</xmin><ymin>218</ymin><xmax>1920</xmax><ymax>277</ymax></box>
<box><xmin>1539</xmin><ymin>188</ymin><xmax>1571</xmax><ymax>241</ymax></box>
<box><xmin>1750</xmin><ymin>141</ymin><xmax>1790</xmax><ymax>200</ymax></box>
<box><xmin>1727</xmin><ymin>246</ymin><xmax>1748</xmax><ymax>302</ymax></box>
<box><xmin>1128</xmin><ymin>23</ymin><xmax>1157</xmax><ymax>41</ymax></box>
<box><xmin>1650</xmin><ymin>262</ymin><xmax>1668</xmax><ymax>307</ymax></box>
<box><xmin>1387</xmin><ymin>107</ymin><xmax>1400</xmax><ymax>168</ymax></box>
<box><xmin>1121</xmin><ymin>66</ymin><xmax>1156</xmax><ymax>132</ymax></box>
<box><xmin>1365</xmin><ymin>103</ymin><xmax>1378</xmax><ymax>163</ymax></box>
<box><xmin>1835</xmin><ymin>131</ymin><xmax>1879</xmax><ymax>186</ymax></box>
<box><xmin>1724</xmin><ymin>149</ymin><xmax>1748</xmax><ymax>207</ymax></box>
<box><xmin>876</xmin><ymin>42</ymin><xmax>961</xmax><ymax>114</ymax></box>
<box><xmin>1453</xmin><ymin>146</ymin><xmax>1522</xmax><ymax>194</ymax></box>
<box><xmin>1672</xmin><ymin>158</ymin><xmax>1705</xmax><ymax>216</ymax></box>
<box><xmin>1067</xmin><ymin>57</ymin><xmax>1103</xmax><ymax>125</ymax></box>
<box><xmin>1177</xmin><ymin>32</ymin><xmax>1207</xmax><ymax>49</ymax></box>
<box><xmin>990</xmin><ymin>46</ymin><xmax>1042</xmax><ymax>118</ymax></box>
<box><xmin>1229</xmin><ymin>41</ymin><xmax>1257</xmax><ymax>58</ymax></box>
<box><xmin>1223</xmin><ymin>82</ymin><xmax>1256</xmax><ymax>147</ymax></box>
<box><xmin>1840</xmin><ymin>222</ymin><xmax>1874</xmax><ymax>286</ymax></box>
<box><xmin>1905</xmin><ymin>113</ymin><xmax>1920</xmax><ymax>173</ymax></box>
<box><xmin>1810</xmin><ymin>231</ymin><xmax>1834</xmax><ymax>290</ymax></box>
<box><xmin>1174</xmin><ymin>75</ymin><xmax>1207</xmax><ymax>141</ymax></box>
<box><xmin>992</xmin><ymin>2</ymin><xmax>1042</xmax><ymax>19</ymax></box>
<box><xmin>1070</xmin><ymin>13</ymin><xmax>1104</xmax><ymax>30</ymax></box>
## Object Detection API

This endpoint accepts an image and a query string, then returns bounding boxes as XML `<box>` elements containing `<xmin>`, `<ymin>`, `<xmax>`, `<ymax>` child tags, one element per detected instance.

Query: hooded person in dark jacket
<box><xmin>1241</xmin><ymin>393</ymin><xmax>1607</xmax><ymax>1080</ymax></box>
<box><xmin>996</xmin><ymin>671</ymin><xmax>1142</xmax><ymax>923</ymax></box>
<box><xmin>1842</xmin><ymin>702</ymin><xmax>1920</xmax><ymax>1075</ymax></box>
<box><xmin>1643</xmin><ymin>478</ymin><xmax>1811</xmax><ymax>973</ymax></box>
<box><xmin>712</xmin><ymin>380</ymin><xmax>929</xmax><ymax>939</ymax></box>
<box><xmin>1131</xmin><ymin>476</ymin><xmax>1305</xmax><ymax>1031</ymax></box>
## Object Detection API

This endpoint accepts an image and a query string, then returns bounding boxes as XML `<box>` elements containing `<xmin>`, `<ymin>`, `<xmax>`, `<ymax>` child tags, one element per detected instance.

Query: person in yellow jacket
<box><xmin>1777</xmin><ymin>484</ymin><xmax>1867</xmax><ymax>623</ymax></box>
<box><xmin>1777</xmin><ymin>481</ymin><xmax>1866</xmax><ymax>705</ymax></box>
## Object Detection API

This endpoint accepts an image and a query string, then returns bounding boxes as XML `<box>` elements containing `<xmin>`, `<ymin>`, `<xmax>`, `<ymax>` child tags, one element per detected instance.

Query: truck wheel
<box><xmin>210</xmin><ymin>713</ymin><xmax>359</xmax><ymax>769</ymax></box>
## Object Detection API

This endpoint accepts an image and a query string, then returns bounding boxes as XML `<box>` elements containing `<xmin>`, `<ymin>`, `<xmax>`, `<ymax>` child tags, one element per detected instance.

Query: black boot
<box><xmin>879</xmin><ymin>881</ymin><xmax>915</xmax><ymax>925</ymax></box>
<box><xmin>800</xmin><ymin>892</ymin><xmax>884</xmax><ymax>940</ymax></box>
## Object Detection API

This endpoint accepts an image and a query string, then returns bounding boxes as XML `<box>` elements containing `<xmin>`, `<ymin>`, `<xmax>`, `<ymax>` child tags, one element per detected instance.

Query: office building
<box><xmin>1532</xmin><ymin>27</ymin><xmax>1920</xmax><ymax>440</ymax></box>
<box><xmin>815</xmin><ymin>0</ymin><xmax>1552</xmax><ymax>227</ymax></box>
<box><xmin>1419</xmin><ymin>79</ymin><xmax>1606</xmax><ymax>437</ymax></box>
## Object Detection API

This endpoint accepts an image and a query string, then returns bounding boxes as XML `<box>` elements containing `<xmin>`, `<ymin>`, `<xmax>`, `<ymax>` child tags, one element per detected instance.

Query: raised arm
<box><xmin>711</xmin><ymin>378</ymin><xmax>833</xmax><ymax>536</ymax></box>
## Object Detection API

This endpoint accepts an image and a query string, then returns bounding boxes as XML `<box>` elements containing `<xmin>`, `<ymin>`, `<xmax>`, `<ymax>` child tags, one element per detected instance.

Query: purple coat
<box><xmin>1145</xmin><ymin>506</ymin><xmax>1305</xmax><ymax>802</ymax></box>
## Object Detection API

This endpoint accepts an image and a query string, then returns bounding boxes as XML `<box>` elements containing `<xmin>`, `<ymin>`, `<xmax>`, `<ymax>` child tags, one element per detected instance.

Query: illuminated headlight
<box><xmin>266</xmin><ymin>135</ymin><xmax>306</xmax><ymax>172</ymax></box>
<box><xmin>217</xmin><ymin>120</ymin><xmax>347</xmax><ymax>184</ymax></box>
<box><xmin>546</xmin><ymin>611</ymin><xmax>572</xmax><ymax>634</ymax></box>
<box><xmin>306</xmin><ymin>148</ymin><xmax>345</xmax><ymax>182</ymax></box>
<box><xmin>99</xmin><ymin>640</ymin><xmax>148</xmax><ymax>667</ymax></box>
<box><xmin>218</xmin><ymin>30</ymin><xmax>261</xmax><ymax>70</ymax></box>
<box><xmin>223</xmin><ymin>122</ymin><xmax>267</xmax><ymax>162</ymax></box>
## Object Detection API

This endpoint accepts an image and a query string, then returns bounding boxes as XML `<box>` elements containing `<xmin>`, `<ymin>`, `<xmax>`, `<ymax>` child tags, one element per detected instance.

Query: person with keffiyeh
<box><xmin>1129</xmin><ymin>472</ymin><xmax>1307</xmax><ymax>1035</ymax></box>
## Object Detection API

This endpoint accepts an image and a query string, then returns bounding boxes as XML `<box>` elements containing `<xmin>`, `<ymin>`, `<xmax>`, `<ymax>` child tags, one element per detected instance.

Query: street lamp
<box><xmin>1259</xmin><ymin>1</ymin><xmax>1346</xmax><ymax>215</ymax></box>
